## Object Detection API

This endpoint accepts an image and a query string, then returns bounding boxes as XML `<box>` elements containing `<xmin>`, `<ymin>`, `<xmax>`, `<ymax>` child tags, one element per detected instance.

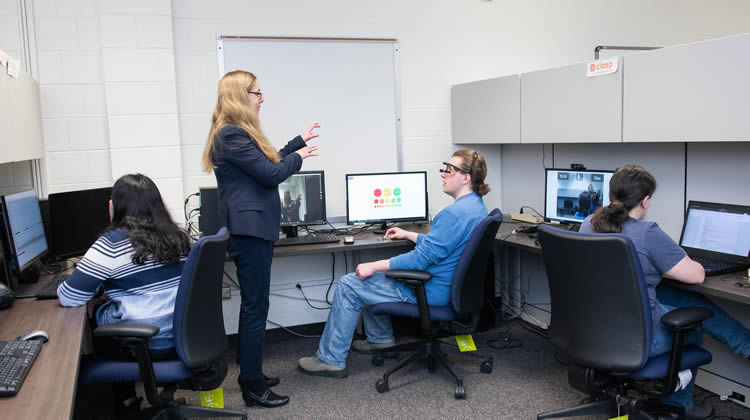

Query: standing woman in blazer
<box><xmin>202</xmin><ymin>70</ymin><xmax>319</xmax><ymax>408</ymax></box>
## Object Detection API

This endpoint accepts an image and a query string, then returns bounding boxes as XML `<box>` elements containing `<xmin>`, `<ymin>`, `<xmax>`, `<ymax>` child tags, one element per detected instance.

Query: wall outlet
<box><xmin>222</xmin><ymin>286</ymin><xmax>231</xmax><ymax>300</ymax></box>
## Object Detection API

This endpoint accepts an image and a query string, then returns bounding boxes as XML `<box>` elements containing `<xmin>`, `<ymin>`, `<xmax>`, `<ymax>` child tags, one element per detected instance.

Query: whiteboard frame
<box><xmin>216</xmin><ymin>35</ymin><xmax>402</xmax><ymax>171</ymax></box>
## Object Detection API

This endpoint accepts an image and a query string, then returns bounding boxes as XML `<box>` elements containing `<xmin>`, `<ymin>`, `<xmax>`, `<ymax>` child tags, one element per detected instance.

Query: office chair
<box><xmin>368</xmin><ymin>208</ymin><xmax>502</xmax><ymax>399</ymax></box>
<box><xmin>79</xmin><ymin>227</ymin><xmax>247</xmax><ymax>419</ymax></box>
<box><xmin>536</xmin><ymin>225</ymin><xmax>713</xmax><ymax>419</ymax></box>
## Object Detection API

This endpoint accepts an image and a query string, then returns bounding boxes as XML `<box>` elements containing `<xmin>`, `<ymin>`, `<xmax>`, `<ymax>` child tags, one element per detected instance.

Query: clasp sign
<box><xmin>587</xmin><ymin>57</ymin><xmax>618</xmax><ymax>77</ymax></box>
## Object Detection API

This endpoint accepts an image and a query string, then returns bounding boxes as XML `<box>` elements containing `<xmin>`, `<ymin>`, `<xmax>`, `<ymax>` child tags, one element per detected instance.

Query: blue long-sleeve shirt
<box><xmin>389</xmin><ymin>192</ymin><xmax>487</xmax><ymax>306</ymax></box>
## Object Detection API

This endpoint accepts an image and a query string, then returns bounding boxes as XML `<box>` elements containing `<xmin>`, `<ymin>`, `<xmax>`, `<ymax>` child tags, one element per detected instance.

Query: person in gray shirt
<box><xmin>580</xmin><ymin>164</ymin><xmax>750</xmax><ymax>420</ymax></box>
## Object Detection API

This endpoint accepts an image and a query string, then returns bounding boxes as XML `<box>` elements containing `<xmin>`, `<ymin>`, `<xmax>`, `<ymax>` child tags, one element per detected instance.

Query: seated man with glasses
<box><xmin>298</xmin><ymin>149</ymin><xmax>491</xmax><ymax>377</ymax></box>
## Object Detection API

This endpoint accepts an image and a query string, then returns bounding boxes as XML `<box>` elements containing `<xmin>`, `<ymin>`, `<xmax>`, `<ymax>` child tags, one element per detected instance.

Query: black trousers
<box><xmin>228</xmin><ymin>235</ymin><xmax>274</xmax><ymax>383</ymax></box>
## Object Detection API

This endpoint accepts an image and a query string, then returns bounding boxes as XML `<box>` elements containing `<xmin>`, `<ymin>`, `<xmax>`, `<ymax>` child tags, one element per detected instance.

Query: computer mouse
<box><xmin>0</xmin><ymin>282</ymin><xmax>15</xmax><ymax>310</ymax></box>
<box><xmin>17</xmin><ymin>330</ymin><xmax>49</xmax><ymax>343</ymax></box>
<box><xmin>344</xmin><ymin>236</ymin><xmax>355</xmax><ymax>244</ymax></box>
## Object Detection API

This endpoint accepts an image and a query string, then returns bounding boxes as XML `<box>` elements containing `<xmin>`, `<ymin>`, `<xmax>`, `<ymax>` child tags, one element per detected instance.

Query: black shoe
<box><xmin>263</xmin><ymin>374</ymin><xmax>280</xmax><ymax>388</ymax></box>
<box><xmin>240</xmin><ymin>382</ymin><xmax>289</xmax><ymax>408</ymax></box>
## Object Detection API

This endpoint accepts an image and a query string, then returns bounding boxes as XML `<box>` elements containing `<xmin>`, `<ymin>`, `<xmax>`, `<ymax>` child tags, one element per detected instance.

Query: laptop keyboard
<box><xmin>692</xmin><ymin>256</ymin><xmax>747</xmax><ymax>276</ymax></box>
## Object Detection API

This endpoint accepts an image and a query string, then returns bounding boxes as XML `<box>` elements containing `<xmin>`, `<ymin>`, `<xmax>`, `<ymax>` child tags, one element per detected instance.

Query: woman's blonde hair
<box><xmin>452</xmin><ymin>149</ymin><xmax>490</xmax><ymax>196</ymax></box>
<box><xmin>202</xmin><ymin>70</ymin><xmax>280</xmax><ymax>172</ymax></box>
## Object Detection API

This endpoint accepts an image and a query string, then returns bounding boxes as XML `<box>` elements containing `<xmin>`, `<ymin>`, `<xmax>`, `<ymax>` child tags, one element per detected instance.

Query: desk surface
<box><xmin>665</xmin><ymin>273</ymin><xmax>750</xmax><ymax>306</ymax></box>
<box><xmin>496</xmin><ymin>217</ymin><xmax>750</xmax><ymax>305</ymax></box>
<box><xmin>272</xmin><ymin>224</ymin><xmax>430</xmax><ymax>257</ymax></box>
<box><xmin>0</xmin><ymin>299</ymin><xmax>86</xmax><ymax>420</ymax></box>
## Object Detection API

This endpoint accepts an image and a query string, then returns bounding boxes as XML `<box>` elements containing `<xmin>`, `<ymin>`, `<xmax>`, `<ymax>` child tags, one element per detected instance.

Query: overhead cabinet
<box><xmin>623</xmin><ymin>33</ymin><xmax>750</xmax><ymax>143</ymax></box>
<box><xmin>521</xmin><ymin>61</ymin><xmax>622</xmax><ymax>144</ymax></box>
<box><xmin>451</xmin><ymin>75</ymin><xmax>520</xmax><ymax>144</ymax></box>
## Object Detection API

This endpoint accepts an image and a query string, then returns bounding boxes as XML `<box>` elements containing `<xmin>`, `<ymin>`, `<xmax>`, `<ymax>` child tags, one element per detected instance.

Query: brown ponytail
<box><xmin>452</xmin><ymin>149</ymin><xmax>490</xmax><ymax>197</ymax></box>
<box><xmin>590</xmin><ymin>165</ymin><xmax>656</xmax><ymax>233</ymax></box>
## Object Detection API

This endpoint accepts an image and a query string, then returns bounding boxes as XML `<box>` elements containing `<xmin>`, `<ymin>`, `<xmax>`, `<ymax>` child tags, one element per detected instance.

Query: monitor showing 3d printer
<box><xmin>345</xmin><ymin>171</ymin><xmax>428</xmax><ymax>228</ymax></box>
<box><xmin>544</xmin><ymin>168</ymin><xmax>613</xmax><ymax>224</ymax></box>
<box><xmin>278</xmin><ymin>170</ymin><xmax>327</xmax><ymax>237</ymax></box>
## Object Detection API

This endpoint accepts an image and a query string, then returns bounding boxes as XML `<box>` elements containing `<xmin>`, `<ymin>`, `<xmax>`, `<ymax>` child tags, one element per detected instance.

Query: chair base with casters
<box><xmin>368</xmin><ymin>270</ymin><xmax>494</xmax><ymax>400</ymax></box>
<box><xmin>80</xmin><ymin>323</ymin><xmax>247</xmax><ymax>420</ymax></box>
<box><xmin>537</xmin><ymin>309</ymin><xmax>713</xmax><ymax>420</ymax></box>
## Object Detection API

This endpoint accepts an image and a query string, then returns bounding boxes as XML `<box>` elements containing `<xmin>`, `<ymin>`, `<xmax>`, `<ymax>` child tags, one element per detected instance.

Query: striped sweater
<box><xmin>57</xmin><ymin>229</ymin><xmax>185</xmax><ymax>350</ymax></box>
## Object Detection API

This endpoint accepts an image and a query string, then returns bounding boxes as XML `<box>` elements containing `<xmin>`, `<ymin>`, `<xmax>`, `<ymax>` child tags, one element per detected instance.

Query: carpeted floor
<box><xmin>73</xmin><ymin>319</ymin><xmax>750</xmax><ymax>419</ymax></box>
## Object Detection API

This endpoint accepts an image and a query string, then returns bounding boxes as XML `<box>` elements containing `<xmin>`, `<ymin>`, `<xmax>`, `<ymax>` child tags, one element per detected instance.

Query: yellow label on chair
<box><xmin>200</xmin><ymin>387</ymin><xmax>224</xmax><ymax>408</ymax></box>
<box><xmin>455</xmin><ymin>334</ymin><xmax>477</xmax><ymax>352</ymax></box>
<box><xmin>609</xmin><ymin>415</ymin><xmax>628</xmax><ymax>420</ymax></box>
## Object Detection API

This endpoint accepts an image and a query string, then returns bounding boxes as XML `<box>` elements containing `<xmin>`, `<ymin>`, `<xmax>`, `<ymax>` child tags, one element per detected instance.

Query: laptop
<box><xmin>678</xmin><ymin>201</ymin><xmax>750</xmax><ymax>276</ymax></box>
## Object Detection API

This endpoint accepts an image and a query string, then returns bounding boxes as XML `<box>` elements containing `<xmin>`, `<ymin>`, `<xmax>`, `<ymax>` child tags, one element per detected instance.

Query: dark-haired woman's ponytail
<box><xmin>591</xmin><ymin>200</ymin><xmax>629</xmax><ymax>233</ymax></box>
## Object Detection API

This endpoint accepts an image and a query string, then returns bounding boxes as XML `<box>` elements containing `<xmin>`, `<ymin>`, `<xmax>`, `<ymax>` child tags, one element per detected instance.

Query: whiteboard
<box><xmin>217</xmin><ymin>36</ymin><xmax>401</xmax><ymax>219</ymax></box>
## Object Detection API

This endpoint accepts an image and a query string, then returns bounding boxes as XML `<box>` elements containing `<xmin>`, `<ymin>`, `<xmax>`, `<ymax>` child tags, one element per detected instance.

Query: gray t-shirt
<box><xmin>580</xmin><ymin>216</ymin><xmax>686</xmax><ymax>334</ymax></box>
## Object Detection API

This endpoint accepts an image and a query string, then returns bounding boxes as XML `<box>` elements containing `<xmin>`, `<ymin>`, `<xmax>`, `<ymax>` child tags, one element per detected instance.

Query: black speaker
<box><xmin>198</xmin><ymin>187</ymin><xmax>219</xmax><ymax>237</ymax></box>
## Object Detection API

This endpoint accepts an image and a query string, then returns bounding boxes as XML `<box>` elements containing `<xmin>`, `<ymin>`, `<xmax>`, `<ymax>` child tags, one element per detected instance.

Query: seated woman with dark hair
<box><xmin>580</xmin><ymin>164</ymin><xmax>750</xmax><ymax>420</ymax></box>
<box><xmin>57</xmin><ymin>173</ymin><xmax>191</xmax><ymax>415</ymax></box>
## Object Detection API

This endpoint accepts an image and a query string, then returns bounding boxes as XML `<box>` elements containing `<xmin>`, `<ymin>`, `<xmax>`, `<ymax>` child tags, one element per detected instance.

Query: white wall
<box><xmin>0</xmin><ymin>0</ymin><xmax>748</xmax><ymax>220</ymax></box>
<box><xmin>169</xmin><ymin>0</ymin><xmax>750</xmax><ymax>219</ymax></box>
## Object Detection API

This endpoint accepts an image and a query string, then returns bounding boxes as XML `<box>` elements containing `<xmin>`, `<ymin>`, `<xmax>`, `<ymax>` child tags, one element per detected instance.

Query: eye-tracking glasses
<box><xmin>439</xmin><ymin>162</ymin><xmax>465</xmax><ymax>175</ymax></box>
<box><xmin>247</xmin><ymin>89</ymin><xmax>263</xmax><ymax>98</ymax></box>
<box><xmin>439</xmin><ymin>153</ymin><xmax>478</xmax><ymax>175</ymax></box>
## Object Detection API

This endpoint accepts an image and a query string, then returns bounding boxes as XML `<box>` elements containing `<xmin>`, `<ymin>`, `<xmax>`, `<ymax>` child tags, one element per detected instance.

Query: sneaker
<box><xmin>686</xmin><ymin>403</ymin><xmax>714</xmax><ymax>420</ymax></box>
<box><xmin>297</xmin><ymin>356</ymin><xmax>348</xmax><ymax>378</ymax></box>
<box><xmin>350</xmin><ymin>339</ymin><xmax>396</xmax><ymax>355</ymax></box>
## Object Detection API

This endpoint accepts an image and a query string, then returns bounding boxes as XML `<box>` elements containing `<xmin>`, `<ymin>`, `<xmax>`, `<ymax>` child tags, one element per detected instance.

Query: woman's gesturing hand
<box><xmin>296</xmin><ymin>145</ymin><xmax>319</xmax><ymax>160</ymax></box>
<box><xmin>301</xmin><ymin>122</ymin><xmax>320</xmax><ymax>142</ymax></box>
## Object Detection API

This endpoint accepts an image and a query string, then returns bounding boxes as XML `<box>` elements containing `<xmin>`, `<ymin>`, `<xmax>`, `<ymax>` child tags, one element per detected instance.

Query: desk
<box><xmin>0</xmin><ymin>298</ymin><xmax>86</xmax><ymax>419</ymax></box>
<box><xmin>222</xmin><ymin>224</ymin><xmax>429</xmax><ymax>333</ymax></box>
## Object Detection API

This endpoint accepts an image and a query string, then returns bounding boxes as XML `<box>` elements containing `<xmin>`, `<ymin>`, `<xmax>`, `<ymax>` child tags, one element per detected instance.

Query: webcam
<box><xmin>570</xmin><ymin>163</ymin><xmax>586</xmax><ymax>170</ymax></box>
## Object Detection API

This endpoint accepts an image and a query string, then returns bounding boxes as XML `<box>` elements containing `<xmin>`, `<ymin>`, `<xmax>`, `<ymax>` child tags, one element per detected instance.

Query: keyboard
<box><xmin>35</xmin><ymin>274</ymin><xmax>69</xmax><ymax>300</ymax></box>
<box><xmin>693</xmin><ymin>256</ymin><xmax>749</xmax><ymax>276</ymax></box>
<box><xmin>275</xmin><ymin>234</ymin><xmax>340</xmax><ymax>247</ymax></box>
<box><xmin>0</xmin><ymin>339</ymin><xmax>43</xmax><ymax>396</ymax></box>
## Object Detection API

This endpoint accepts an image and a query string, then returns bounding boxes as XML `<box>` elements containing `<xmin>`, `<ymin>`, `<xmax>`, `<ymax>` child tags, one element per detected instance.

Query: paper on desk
<box><xmin>7</xmin><ymin>57</ymin><xmax>20</xmax><ymax>77</ymax></box>
<box><xmin>0</xmin><ymin>49</ymin><xmax>8</xmax><ymax>66</ymax></box>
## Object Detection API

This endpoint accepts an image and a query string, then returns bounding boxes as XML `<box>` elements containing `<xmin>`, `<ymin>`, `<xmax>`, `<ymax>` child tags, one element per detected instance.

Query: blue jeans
<box><xmin>652</xmin><ymin>285</ymin><xmax>750</xmax><ymax>410</ymax></box>
<box><xmin>316</xmin><ymin>272</ymin><xmax>412</xmax><ymax>367</ymax></box>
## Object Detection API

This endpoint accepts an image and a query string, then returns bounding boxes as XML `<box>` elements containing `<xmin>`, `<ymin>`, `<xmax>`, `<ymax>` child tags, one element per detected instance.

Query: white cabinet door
<box><xmin>451</xmin><ymin>75</ymin><xmax>520</xmax><ymax>144</ymax></box>
<box><xmin>521</xmin><ymin>62</ymin><xmax>622</xmax><ymax>144</ymax></box>
<box><xmin>624</xmin><ymin>33</ymin><xmax>750</xmax><ymax>143</ymax></box>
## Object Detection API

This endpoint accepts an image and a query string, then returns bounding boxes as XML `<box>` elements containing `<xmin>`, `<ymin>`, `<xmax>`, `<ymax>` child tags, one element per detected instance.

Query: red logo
<box><xmin>589</xmin><ymin>63</ymin><xmax>596</xmax><ymax>72</ymax></box>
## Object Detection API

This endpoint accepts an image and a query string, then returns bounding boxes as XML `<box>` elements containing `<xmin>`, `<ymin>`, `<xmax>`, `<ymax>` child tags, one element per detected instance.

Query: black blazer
<box><xmin>212</xmin><ymin>124</ymin><xmax>306</xmax><ymax>241</ymax></box>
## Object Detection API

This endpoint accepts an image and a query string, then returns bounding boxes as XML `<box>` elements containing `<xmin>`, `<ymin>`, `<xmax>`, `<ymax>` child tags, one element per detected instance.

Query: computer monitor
<box><xmin>544</xmin><ymin>168</ymin><xmax>613</xmax><ymax>224</ymax></box>
<box><xmin>0</xmin><ymin>189</ymin><xmax>48</xmax><ymax>274</ymax></box>
<box><xmin>47</xmin><ymin>187</ymin><xmax>112</xmax><ymax>261</ymax></box>
<box><xmin>345</xmin><ymin>171</ymin><xmax>428</xmax><ymax>228</ymax></box>
<box><xmin>278</xmin><ymin>171</ymin><xmax>327</xmax><ymax>237</ymax></box>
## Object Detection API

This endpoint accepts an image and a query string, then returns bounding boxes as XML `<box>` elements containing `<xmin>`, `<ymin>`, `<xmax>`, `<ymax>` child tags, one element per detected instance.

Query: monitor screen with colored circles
<box><xmin>345</xmin><ymin>171</ymin><xmax>428</xmax><ymax>225</ymax></box>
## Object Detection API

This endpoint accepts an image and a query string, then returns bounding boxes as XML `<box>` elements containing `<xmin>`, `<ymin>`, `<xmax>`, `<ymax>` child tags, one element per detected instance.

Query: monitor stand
<box><xmin>281</xmin><ymin>226</ymin><xmax>299</xmax><ymax>238</ymax></box>
<box><xmin>372</xmin><ymin>222</ymin><xmax>388</xmax><ymax>235</ymax></box>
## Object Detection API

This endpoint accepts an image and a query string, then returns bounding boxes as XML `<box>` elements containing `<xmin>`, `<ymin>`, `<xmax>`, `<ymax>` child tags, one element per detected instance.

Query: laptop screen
<box><xmin>680</xmin><ymin>202</ymin><xmax>750</xmax><ymax>258</ymax></box>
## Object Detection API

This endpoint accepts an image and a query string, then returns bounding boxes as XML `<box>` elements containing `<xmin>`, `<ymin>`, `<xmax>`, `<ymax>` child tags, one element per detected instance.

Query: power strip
<box><xmin>511</xmin><ymin>213</ymin><xmax>540</xmax><ymax>224</ymax></box>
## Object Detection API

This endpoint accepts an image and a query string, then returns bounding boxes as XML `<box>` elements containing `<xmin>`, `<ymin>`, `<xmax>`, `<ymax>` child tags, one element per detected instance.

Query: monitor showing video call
<box><xmin>278</xmin><ymin>171</ymin><xmax>327</xmax><ymax>227</ymax></box>
<box><xmin>544</xmin><ymin>168</ymin><xmax>613</xmax><ymax>224</ymax></box>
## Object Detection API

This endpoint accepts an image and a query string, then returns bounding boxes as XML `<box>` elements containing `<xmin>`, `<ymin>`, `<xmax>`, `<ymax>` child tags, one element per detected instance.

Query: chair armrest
<box><xmin>92</xmin><ymin>322</ymin><xmax>160</xmax><ymax>339</ymax></box>
<box><xmin>660</xmin><ymin>307</ymin><xmax>714</xmax><ymax>331</ymax></box>
<box><xmin>385</xmin><ymin>270</ymin><xmax>432</xmax><ymax>287</ymax></box>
